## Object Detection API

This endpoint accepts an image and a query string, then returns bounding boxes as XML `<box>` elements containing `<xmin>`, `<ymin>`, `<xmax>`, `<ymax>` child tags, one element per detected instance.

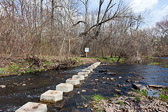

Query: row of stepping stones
<box><xmin>15</xmin><ymin>62</ymin><xmax>101</xmax><ymax>112</ymax></box>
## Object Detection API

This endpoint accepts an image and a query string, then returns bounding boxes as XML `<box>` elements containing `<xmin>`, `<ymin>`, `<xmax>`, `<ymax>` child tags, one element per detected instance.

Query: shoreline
<box><xmin>0</xmin><ymin>55</ymin><xmax>98</xmax><ymax>77</ymax></box>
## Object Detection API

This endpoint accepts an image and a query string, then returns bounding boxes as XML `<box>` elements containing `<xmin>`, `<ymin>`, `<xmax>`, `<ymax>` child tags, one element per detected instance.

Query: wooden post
<box><xmin>86</xmin><ymin>52</ymin><xmax>88</xmax><ymax>58</ymax></box>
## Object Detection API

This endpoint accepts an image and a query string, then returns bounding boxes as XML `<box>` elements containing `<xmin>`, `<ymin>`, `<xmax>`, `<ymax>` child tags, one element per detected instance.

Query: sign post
<box><xmin>85</xmin><ymin>48</ymin><xmax>89</xmax><ymax>58</ymax></box>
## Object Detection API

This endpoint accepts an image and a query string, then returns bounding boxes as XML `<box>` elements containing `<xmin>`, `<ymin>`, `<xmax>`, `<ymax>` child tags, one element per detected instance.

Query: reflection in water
<box><xmin>147</xmin><ymin>89</ymin><xmax>160</xmax><ymax>98</ymax></box>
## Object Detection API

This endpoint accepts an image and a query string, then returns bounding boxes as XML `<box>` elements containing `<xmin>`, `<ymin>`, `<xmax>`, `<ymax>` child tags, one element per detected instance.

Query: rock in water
<box><xmin>132</xmin><ymin>83</ymin><xmax>146</xmax><ymax>90</ymax></box>
<box><xmin>81</xmin><ymin>90</ymin><xmax>86</xmax><ymax>92</ymax></box>
<box><xmin>148</xmin><ymin>84</ymin><xmax>168</xmax><ymax>88</ymax></box>
<box><xmin>0</xmin><ymin>85</ymin><xmax>6</xmax><ymax>88</ymax></box>
<box><xmin>126</xmin><ymin>79</ymin><xmax>131</xmax><ymax>83</ymax></box>
<box><xmin>114</xmin><ymin>89</ymin><xmax>122</xmax><ymax>94</ymax></box>
<box><xmin>107</xmin><ymin>72</ymin><xmax>116</xmax><ymax>75</ymax></box>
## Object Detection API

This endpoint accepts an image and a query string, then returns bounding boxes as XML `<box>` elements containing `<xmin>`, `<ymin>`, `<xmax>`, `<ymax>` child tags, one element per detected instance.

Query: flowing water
<box><xmin>0</xmin><ymin>58</ymin><xmax>168</xmax><ymax>112</ymax></box>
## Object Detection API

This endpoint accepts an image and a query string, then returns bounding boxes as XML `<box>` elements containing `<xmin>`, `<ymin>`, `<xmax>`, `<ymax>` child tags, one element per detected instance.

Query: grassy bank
<box><xmin>0</xmin><ymin>55</ymin><xmax>87</xmax><ymax>77</ymax></box>
<box><xmin>0</xmin><ymin>56</ymin><xmax>126</xmax><ymax>77</ymax></box>
<box><xmin>96</xmin><ymin>56</ymin><xmax>126</xmax><ymax>63</ymax></box>
<box><xmin>72</xmin><ymin>56</ymin><xmax>127</xmax><ymax>63</ymax></box>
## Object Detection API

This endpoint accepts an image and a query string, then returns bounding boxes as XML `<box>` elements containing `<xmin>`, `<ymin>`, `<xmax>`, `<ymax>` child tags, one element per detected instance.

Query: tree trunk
<box><xmin>51</xmin><ymin>0</ymin><xmax>55</xmax><ymax>30</ymax></box>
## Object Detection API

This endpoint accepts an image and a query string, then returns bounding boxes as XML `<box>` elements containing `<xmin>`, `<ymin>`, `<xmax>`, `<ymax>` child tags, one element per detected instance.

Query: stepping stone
<box><xmin>15</xmin><ymin>102</ymin><xmax>47</xmax><ymax>112</ymax></box>
<box><xmin>0</xmin><ymin>85</ymin><xmax>6</xmax><ymax>88</ymax></box>
<box><xmin>90</xmin><ymin>65</ymin><xmax>96</xmax><ymax>69</ymax></box>
<box><xmin>82</xmin><ymin>68</ymin><xmax>93</xmax><ymax>72</ymax></box>
<box><xmin>72</xmin><ymin>75</ymin><xmax>85</xmax><ymax>80</ymax></box>
<box><xmin>93</xmin><ymin>62</ymin><xmax>101</xmax><ymax>67</ymax></box>
<box><xmin>66</xmin><ymin>78</ymin><xmax>80</xmax><ymax>86</ymax></box>
<box><xmin>88</xmin><ymin>66</ymin><xmax>94</xmax><ymax>69</ymax></box>
<box><xmin>78</xmin><ymin>72</ymin><xmax>88</xmax><ymax>77</ymax></box>
<box><xmin>56</xmin><ymin>83</ymin><xmax>73</xmax><ymax>93</ymax></box>
<box><xmin>133</xmin><ymin>83</ymin><xmax>147</xmax><ymax>90</ymax></box>
<box><xmin>40</xmin><ymin>90</ymin><xmax>63</xmax><ymax>103</ymax></box>
<box><xmin>78</xmin><ymin>74</ymin><xmax>87</xmax><ymax>79</ymax></box>
<box><xmin>95</xmin><ymin>62</ymin><xmax>101</xmax><ymax>65</ymax></box>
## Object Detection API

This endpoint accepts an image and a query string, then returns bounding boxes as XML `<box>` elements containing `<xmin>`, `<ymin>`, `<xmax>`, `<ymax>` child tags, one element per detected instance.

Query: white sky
<box><xmin>88</xmin><ymin>0</ymin><xmax>168</xmax><ymax>28</ymax></box>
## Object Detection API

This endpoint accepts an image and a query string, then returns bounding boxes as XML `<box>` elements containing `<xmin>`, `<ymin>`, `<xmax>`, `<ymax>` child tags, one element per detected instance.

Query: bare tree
<box><xmin>51</xmin><ymin>0</ymin><xmax>55</xmax><ymax>30</ymax></box>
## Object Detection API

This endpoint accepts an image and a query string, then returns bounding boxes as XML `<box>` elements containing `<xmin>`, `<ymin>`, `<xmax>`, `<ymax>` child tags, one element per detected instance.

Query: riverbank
<box><xmin>0</xmin><ymin>55</ymin><xmax>98</xmax><ymax>77</ymax></box>
<box><xmin>89</xmin><ymin>89</ymin><xmax>168</xmax><ymax>112</ymax></box>
<box><xmin>0</xmin><ymin>55</ymin><xmax>129</xmax><ymax>77</ymax></box>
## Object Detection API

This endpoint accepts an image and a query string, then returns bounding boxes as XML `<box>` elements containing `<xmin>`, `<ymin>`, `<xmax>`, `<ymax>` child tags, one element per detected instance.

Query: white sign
<box><xmin>85</xmin><ymin>48</ymin><xmax>89</xmax><ymax>52</ymax></box>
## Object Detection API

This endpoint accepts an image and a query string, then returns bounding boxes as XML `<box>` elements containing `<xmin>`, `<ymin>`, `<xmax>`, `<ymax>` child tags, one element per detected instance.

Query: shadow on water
<box><xmin>0</xmin><ymin>57</ymin><xmax>168</xmax><ymax>112</ymax></box>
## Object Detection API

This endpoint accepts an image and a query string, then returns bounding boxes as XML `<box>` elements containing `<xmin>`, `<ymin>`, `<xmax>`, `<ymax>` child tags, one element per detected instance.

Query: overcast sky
<box><xmin>88</xmin><ymin>0</ymin><xmax>168</xmax><ymax>28</ymax></box>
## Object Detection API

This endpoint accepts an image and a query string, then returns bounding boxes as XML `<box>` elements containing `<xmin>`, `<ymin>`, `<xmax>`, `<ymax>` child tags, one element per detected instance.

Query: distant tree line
<box><xmin>0</xmin><ymin>0</ymin><xmax>167</xmax><ymax>62</ymax></box>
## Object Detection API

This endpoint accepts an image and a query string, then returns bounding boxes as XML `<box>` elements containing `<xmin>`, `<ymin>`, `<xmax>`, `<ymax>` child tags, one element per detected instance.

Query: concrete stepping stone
<box><xmin>15</xmin><ymin>102</ymin><xmax>47</xmax><ymax>112</ymax></box>
<box><xmin>72</xmin><ymin>75</ymin><xmax>85</xmax><ymax>80</ymax></box>
<box><xmin>56</xmin><ymin>83</ymin><xmax>73</xmax><ymax>93</ymax></box>
<box><xmin>40</xmin><ymin>90</ymin><xmax>63</xmax><ymax>103</ymax></box>
<box><xmin>90</xmin><ymin>65</ymin><xmax>97</xmax><ymax>69</ymax></box>
<box><xmin>91</xmin><ymin>62</ymin><xmax>101</xmax><ymax>68</ymax></box>
<box><xmin>78</xmin><ymin>72</ymin><xmax>89</xmax><ymax>77</ymax></box>
<box><xmin>82</xmin><ymin>69</ymin><xmax>91</xmax><ymax>73</ymax></box>
<box><xmin>0</xmin><ymin>85</ymin><xmax>6</xmax><ymax>88</ymax></box>
<box><xmin>66</xmin><ymin>78</ymin><xmax>80</xmax><ymax>86</ymax></box>
<box><xmin>78</xmin><ymin>74</ymin><xmax>88</xmax><ymax>79</ymax></box>
<box><xmin>95</xmin><ymin>62</ymin><xmax>101</xmax><ymax>65</ymax></box>
<box><xmin>82</xmin><ymin>68</ymin><xmax>93</xmax><ymax>72</ymax></box>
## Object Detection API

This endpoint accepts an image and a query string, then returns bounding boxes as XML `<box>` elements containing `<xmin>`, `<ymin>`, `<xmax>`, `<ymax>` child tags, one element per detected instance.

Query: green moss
<box><xmin>146</xmin><ymin>56</ymin><xmax>153</xmax><ymax>59</ymax></box>
<box><xmin>162</xmin><ymin>88</ymin><xmax>168</xmax><ymax>93</ymax></box>
<box><xmin>141</xmin><ymin>90</ymin><xmax>148</xmax><ymax>97</ymax></box>
<box><xmin>114</xmin><ymin>94</ymin><xmax>119</xmax><ymax>97</ymax></box>
<box><xmin>136</xmin><ymin>97</ymin><xmax>141</xmax><ymax>102</ymax></box>
<box><xmin>25</xmin><ymin>68</ymin><xmax>35</xmax><ymax>73</ymax></box>
<box><xmin>97</xmin><ymin>57</ymin><xmax>107</xmax><ymax>62</ymax></box>
<box><xmin>71</xmin><ymin>57</ymin><xmax>84</xmax><ymax>63</ymax></box>
<box><xmin>118</xmin><ymin>101</ymin><xmax>124</xmax><ymax>105</ymax></box>
<box><xmin>96</xmin><ymin>56</ymin><xmax>126</xmax><ymax>63</ymax></box>
<box><xmin>77</xmin><ymin>59</ymin><xmax>81</xmax><ymax>62</ymax></box>
<box><xmin>134</xmin><ymin>89</ymin><xmax>148</xmax><ymax>97</ymax></box>
<box><xmin>39</xmin><ymin>67</ymin><xmax>44</xmax><ymax>72</ymax></box>
<box><xmin>43</xmin><ymin>61</ymin><xmax>54</xmax><ymax>66</ymax></box>
<box><xmin>160</xmin><ymin>94</ymin><xmax>168</xmax><ymax>102</ymax></box>
<box><xmin>18</xmin><ymin>71</ymin><xmax>24</xmax><ymax>75</ymax></box>
<box><xmin>119</xmin><ymin>58</ymin><xmax>127</xmax><ymax>63</ymax></box>
<box><xmin>134</xmin><ymin>89</ymin><xmax>141</xmax><ymax>94</ymax></box>
<box><xmin>149</xmin><ymin>62</ymin><xmax>161</xmax><ymax>65</ymax></box>
<box><xmin>164</xmin><ymin>64</ymin><xmax>168</xmax><ymax>68</ymax></box>
<box><xmin>0</xmin><ymin>56</ymin><xmax>66</xmax><ymax>76</ymax></box>
<box><xmin>9</xmin><ymin>64</ymin><xmax>20</xmax><ymax>73</ymax></box>
<box><xmin>0</xmin><ymin>64</ymin><xmax>20</xmax><ymax>74</ymax></box>
<box><xmin>92</xmin><ymin>94</ymin><xmax>105</xmax><ymax>102</ymax></box>
<box><xmin>0</xmin><ymin>67</ymin><xmax>6</xmax><ymax>73</ymax></box>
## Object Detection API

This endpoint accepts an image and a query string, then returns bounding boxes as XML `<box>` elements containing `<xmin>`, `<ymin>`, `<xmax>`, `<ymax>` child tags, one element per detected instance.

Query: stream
<box><xmin>0</xmin><ymin>58</ymin><xmax>168</xmax><ymax>112</ymax></box>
